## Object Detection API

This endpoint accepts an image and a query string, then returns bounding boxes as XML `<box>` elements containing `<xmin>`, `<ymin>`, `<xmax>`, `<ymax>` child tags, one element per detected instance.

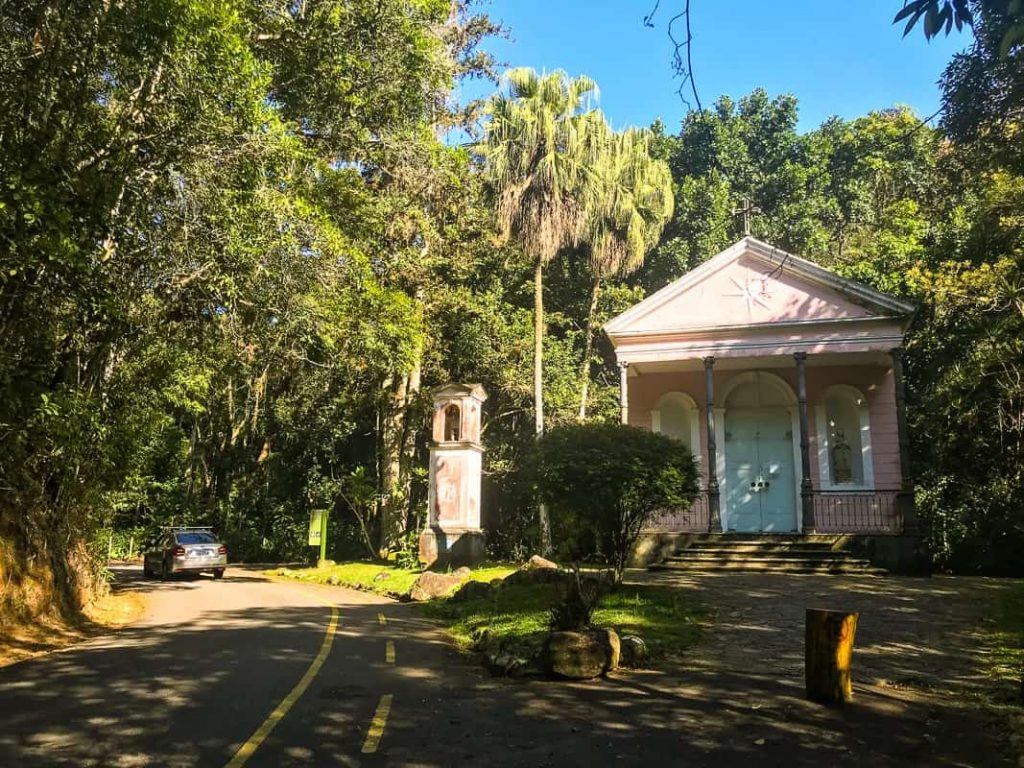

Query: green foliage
<box><xmin>271</xmin><ymin>562</ymin><xmax>424</xmax><ymax>598</ymax></box>
<box><xmin>422</xmin><ymin>580</ymin><xmax>702</xmax><ymax>660</ymax></box>
<box><xmin>92</xmin><ymin>527</ymin><xmax>148</xmax><ymax>561</ymax></box>
<box><xmin>533</xmin><ymin>423</ymin><xmax>699</xmax><ymax>581</ymax></box>
<box><xmin>394</xmin><ymin>529</ymin><xmax>423</xmax><ymax>571</ymax></box>
<box><xmin>0</xmin><ymin>0</ymin><xmax>504</xmax><ymax>617</ymax></box>
<box><xmin>940</xmin><ymin>1</ymin><xmax>1024</xmax><ymax>172</ymax></box>
<box><xmin>894</xmin><ymin>0</ymin><xmax>974</xmax><ymax>39</ymax></box>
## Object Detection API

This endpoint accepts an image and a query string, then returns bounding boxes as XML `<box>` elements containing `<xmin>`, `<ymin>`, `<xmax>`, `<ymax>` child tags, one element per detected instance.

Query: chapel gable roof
<box><xmin>604</xmin><ymin>237</ymin><xmax>914</xmax><ymax>339</ymax></box>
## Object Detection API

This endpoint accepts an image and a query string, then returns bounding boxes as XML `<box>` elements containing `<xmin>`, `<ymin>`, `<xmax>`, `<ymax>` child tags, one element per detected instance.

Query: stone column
<box><xmin>618</xmin><ymin>361</ymin><xmax>629</xmax><ymax>425</ymax></box>
<box><xmin>794</xmin><ymin>352</ymin><xmax>815</xmax><ymax>532</ymax></box>
<box><xmin>890</xmin><ymin>347</ymin><xmax>920</xmax><ymax>534</ymax></box>
<box><xmin>703</xmin><ymin>356</ymin><xmax>722</xmax><ymax>532</ymax></box>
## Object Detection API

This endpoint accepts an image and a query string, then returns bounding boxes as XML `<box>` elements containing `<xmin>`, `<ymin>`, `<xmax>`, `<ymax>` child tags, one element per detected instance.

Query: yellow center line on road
<box><xmin>361</xmin><ymin>694</ymin><xmax>394</xmax><ymax>754</ymax></box>
<box><xmin>385</xmin><ymin>639</ymin><xmax>395</xmax><ymax>663</ymax></box>
<box><xmin>377</xmin><ymin>612</ymin><xmax>387</xmax><ymax>626</ymax></box>
<box><xmin>224</xmin><ymin>604</ymin><xmax>339</xmax><ymax>768</ymax></box>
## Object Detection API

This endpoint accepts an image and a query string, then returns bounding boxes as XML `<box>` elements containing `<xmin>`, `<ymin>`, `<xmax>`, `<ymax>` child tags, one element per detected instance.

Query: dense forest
<box><xmin>2</xmin><ymin>1</ymin><xmax>1023</xmax><ymax>626</ymax></box>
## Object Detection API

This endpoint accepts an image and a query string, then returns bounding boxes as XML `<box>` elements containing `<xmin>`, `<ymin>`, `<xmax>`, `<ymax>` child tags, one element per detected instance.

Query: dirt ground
<box><xmin>0</xmin><ymin>588</ymin><xmax>145</xmax><ymax>669</ymax></box>
<box><xmin>613</xmin><ymin>569</ymin><xmax>1020</xmax><ymax>766</ymax></box>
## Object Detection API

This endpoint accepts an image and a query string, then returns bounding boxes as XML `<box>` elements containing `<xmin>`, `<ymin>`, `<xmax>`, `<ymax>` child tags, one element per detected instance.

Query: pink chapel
<box><xmin>604</xmin><ymin>237</ymin><xmax>923</xmax><ymax>569</ymax></box>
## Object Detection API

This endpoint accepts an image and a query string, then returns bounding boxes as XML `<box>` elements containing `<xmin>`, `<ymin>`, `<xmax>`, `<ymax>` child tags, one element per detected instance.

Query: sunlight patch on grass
<box><xmin>267</xmin><ymin>562</ymin><xmax>516</xmax><ymax>599</ymax></box>
<box><xmin>987</xmin><ymin>582</ymin><xmax>1024</xmax><ymax>700</ymax></box>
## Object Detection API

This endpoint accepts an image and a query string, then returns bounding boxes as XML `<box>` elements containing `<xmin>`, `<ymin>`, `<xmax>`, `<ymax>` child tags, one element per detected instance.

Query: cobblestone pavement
<box><xmin>627</xmin><ymin>570</ymin><xmax>1008</xmax><ymax>695</ymax></box>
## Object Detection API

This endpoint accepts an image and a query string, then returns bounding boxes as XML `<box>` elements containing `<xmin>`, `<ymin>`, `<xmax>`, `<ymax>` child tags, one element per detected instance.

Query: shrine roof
<box><xmin>431</xmin><ymin>383</ymin><xmax>488</xmax><ymax>402</ymax></box>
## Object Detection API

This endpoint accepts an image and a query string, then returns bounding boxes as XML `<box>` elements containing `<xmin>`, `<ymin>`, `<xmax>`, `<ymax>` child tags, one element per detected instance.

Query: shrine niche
<box><xmin>443</xmin><ymin>404</ymin><xmax>462</xmax><ymax>441</ymax></box>
<box><xmin>420</xmin><ymin>383</ymin><xmax>487</xmax><ymax>567</ymax></box>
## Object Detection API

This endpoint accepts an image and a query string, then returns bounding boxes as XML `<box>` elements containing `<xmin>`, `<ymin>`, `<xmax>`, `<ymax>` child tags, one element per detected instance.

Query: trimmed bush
<box><xmin>534</xmin><ymin>423</ymin><xmax>699</xmax><ymax>582</ymax></box>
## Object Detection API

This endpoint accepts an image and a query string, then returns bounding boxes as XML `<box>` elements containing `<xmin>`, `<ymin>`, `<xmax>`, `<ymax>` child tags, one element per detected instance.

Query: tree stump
<box><xmin>805</xmin><ymin>609</ymin><xmax>858</xmax><ymax>704</ymax></box>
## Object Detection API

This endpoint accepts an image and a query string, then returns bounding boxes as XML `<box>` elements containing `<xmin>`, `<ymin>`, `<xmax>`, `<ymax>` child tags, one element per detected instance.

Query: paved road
<box><xmin>0</xmin><ymin>568</ymin><xmax>1012</xmax><ymax>767</ymax></box>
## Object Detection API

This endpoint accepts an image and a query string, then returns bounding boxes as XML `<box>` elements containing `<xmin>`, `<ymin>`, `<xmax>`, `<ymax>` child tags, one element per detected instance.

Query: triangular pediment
<box><xmin>605</xmin><ymin>238</ymin><xmax>913</xmax><ymax>338</ymax></box>
<box><xmin>431</xmin><ymin>383</ymin><xmax>488</xmax><ymax>402</ymax></box>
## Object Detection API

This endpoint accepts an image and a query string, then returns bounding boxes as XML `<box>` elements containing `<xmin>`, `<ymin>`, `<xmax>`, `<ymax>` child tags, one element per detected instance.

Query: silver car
<box><xmin>143</xmin><ymin>528</ymin><xmax>227</xmax><ymax>580</ymax></box>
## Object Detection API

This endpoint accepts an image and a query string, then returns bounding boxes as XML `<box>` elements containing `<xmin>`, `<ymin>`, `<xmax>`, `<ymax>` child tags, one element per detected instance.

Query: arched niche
<box><xmin>815</xmin><ymin>384</ymin><xmax>874</xmax><ymax>490</ymax></box>
<box><xmin>651</xmin><ymin>392</ymin><xmax>700</xmax><ymax>461</ymax></box>
<box><xmin>443</xmin><ymin>403</ymin><xmax>462</xmax><ymax>442</ymax></box>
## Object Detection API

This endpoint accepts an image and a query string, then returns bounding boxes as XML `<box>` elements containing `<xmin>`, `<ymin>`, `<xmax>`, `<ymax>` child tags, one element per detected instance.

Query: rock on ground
<box><xmin>408</xmin><ymin>570</ymin><xmax>470</xmax><ymax>602</ymax></box>
<box><xmin>541</xmin><ymin>628</ymin><xmax>620</xmax><ymax>679</ymax></box>
<box><xmin>450</xmin><ymin>580</ymin><xmax>493</xmax><ymax>602</ymax></box>
<box><xmin>501</xmin><ymin>555</ymin><xmax>560</xmax><ymax>586</ymax></box>
<box><xmin>620</xmin><ymin>635</ymin><xmax>647</xmax><ymax>668</ymax></box>
<box><xmin>526</xmin><ymin>555</ymin><xmax>558</xmax><ymax>570</ymax></box>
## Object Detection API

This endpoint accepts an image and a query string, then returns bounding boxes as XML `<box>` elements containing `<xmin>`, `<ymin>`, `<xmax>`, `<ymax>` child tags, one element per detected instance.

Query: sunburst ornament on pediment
<box><xmin>724</xmin><ymin>269</ymin><xmax>773</xmax><ymax>319</ymax></box>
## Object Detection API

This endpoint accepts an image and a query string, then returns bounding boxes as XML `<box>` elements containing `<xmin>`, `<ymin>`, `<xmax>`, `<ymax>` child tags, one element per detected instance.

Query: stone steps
<box><xmin>650</xmin><ymin>535</ymin><xmax>887</xmax><ymax>575</ymax></box>
<box><xmin>672</xmin><ymin>543</ymin><xmax>838</xmax><ymax>555</ymax></box>
<box><xmin>651</xmin><ymin>561</ymin><xmax>886</xmax><ymax>575</ymax></box>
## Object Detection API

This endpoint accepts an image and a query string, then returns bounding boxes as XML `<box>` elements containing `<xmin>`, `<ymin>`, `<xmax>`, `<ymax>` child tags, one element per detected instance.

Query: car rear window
<box><xmin>175</xmin><ymin>531</ymin><xmax>217</xmax><ymax>544</ymax></box>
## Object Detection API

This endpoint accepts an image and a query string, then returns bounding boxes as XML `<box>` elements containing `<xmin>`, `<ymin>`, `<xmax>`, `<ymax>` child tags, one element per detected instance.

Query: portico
<box><xmin>605</xmin><ymin>237</ymin><xmax>917</xmax><ymax>537</ymax></box>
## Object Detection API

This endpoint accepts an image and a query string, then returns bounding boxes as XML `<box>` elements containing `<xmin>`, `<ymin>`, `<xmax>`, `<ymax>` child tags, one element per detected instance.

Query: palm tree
<box><xmin>577</xmin><ymin>127</ymin><xmax>674</xmax><ymax>420</ymax></box>
<box><xmin>480</xmin><ymin>68</ymin><xmax>603</xmax><ymax>551</ymax></box>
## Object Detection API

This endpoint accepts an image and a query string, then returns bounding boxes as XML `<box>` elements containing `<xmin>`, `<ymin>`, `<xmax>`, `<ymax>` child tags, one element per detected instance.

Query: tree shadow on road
<box><xmin>0</xmin><ymin>576</ymin><xmax>1016</xmax><ymax>767</ymax></box>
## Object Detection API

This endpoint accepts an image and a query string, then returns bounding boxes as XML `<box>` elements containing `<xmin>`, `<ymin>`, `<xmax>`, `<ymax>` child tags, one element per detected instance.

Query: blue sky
<box><xmin>460</xmin><ymin>0</ymin><xmax>969</xmax><ymax>133</ymax></box>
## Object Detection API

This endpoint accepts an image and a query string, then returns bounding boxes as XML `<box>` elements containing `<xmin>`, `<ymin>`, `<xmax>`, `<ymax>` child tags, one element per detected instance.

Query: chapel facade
<box><xmin>604</xmin><ymin>237</ymin><xmax>919</xmax><ymax>540</ymax></box>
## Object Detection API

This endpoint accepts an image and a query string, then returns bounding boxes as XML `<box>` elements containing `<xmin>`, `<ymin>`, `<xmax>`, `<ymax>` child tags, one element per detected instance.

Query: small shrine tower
<box><xmin>419</xmin><ymin>383</ymin><xmax>487</xmax><ymax>567</ymax></box>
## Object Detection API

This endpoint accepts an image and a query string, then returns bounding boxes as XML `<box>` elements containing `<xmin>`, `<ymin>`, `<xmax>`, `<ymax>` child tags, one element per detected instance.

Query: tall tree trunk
<box><xmin>379</xmin><ymin>307</ymin><xmax>425</xmax><ymax>555</ymax></box>
<box><xmin>378</xmin><ymin>373</ymin><xmax>406</xmax><ymax>557</ymax></box>
<box><xmin>534</xmin><ymin>257</ymin><xmax>545</xmax><ymax>436</ymax></box>
<box><xmin>397</xmin><ymin>350</ymin><xmax>423</xmax><ymax>523</ymax></box>
<box><xmin>577</xmin><ymin>276</ymin><xmax>602</xmax><ymax>421</ymax></box>
<box><xmin>534</xmin><ymin>256</ymin><xmax>551</xmax><ymax>553</ymax></box>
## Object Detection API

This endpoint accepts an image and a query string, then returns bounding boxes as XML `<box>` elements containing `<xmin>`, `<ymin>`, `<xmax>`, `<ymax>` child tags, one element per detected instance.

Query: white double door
<box><xmin>724</xmin><ymin>407</ymin><xmax>797</xmax><ymax>532</ymax></box>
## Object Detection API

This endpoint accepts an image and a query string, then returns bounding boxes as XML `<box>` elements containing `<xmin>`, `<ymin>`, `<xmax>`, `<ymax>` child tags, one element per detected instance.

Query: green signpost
<box><xmin>308</xmin><ymin>508</ymin><xmax>328</xmax><ymax>563</ymax></box>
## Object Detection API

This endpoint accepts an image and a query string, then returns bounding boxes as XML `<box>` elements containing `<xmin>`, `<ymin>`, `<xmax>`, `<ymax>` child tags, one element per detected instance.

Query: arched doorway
<box><xmin>721</xmin><ymin>372</ymin><xmax>799</xmax><ymax>532</ymax></box>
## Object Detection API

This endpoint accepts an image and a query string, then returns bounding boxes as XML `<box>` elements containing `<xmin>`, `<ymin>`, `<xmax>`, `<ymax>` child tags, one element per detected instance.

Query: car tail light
<box><xmin>173</xmin><ymin>546</ymin><xmax>185</xmax><ymax>556</ymax></box>
<box><xmin>217</xmin><ymin>545</ymin><xmax>226</xmax><ymax>555</ymax></box>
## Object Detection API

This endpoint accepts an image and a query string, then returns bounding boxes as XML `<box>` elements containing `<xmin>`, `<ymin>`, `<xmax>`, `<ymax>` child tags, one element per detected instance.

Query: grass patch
<box><xmin>267</xmin><ymin>561</ymin><xmax>516</xmax><ymax>599</ymax></box>
<box><xmin>987</xmin><ymin>581</ymin><xmax>1024</xmax><ymax>702</ymax></box>
<box><xmin>421</xmin><ymin>581</ymin><xmax>702</xmax><ymax>661</ymax></box>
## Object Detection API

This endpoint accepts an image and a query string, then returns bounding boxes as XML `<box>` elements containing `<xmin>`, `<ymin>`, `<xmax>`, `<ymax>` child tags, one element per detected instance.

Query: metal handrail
<box><xmin>642</xmin><ymin>488</ymin><xmax>905</xmax><ymax>534</ymax></box>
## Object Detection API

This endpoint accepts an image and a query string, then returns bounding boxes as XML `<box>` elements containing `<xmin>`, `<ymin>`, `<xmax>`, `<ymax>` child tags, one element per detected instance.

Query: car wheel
<box><xmin>213</xmin><ymin>568</ymin><xmax>225</xmax><ymax>580</ymax></box>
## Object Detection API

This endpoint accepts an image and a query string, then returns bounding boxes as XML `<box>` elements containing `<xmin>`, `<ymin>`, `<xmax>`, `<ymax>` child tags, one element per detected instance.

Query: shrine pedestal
<box><xmin>419</xmin><ymin>526</ymin><xmax>486</xmax><ymax>569</ymax></box>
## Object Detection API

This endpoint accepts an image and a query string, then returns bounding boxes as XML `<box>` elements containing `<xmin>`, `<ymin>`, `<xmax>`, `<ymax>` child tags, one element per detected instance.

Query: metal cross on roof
<box><xmin>731</xmin><ymin>196</ymin><xmax>762</xmax><ymax>236</ymax></box>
